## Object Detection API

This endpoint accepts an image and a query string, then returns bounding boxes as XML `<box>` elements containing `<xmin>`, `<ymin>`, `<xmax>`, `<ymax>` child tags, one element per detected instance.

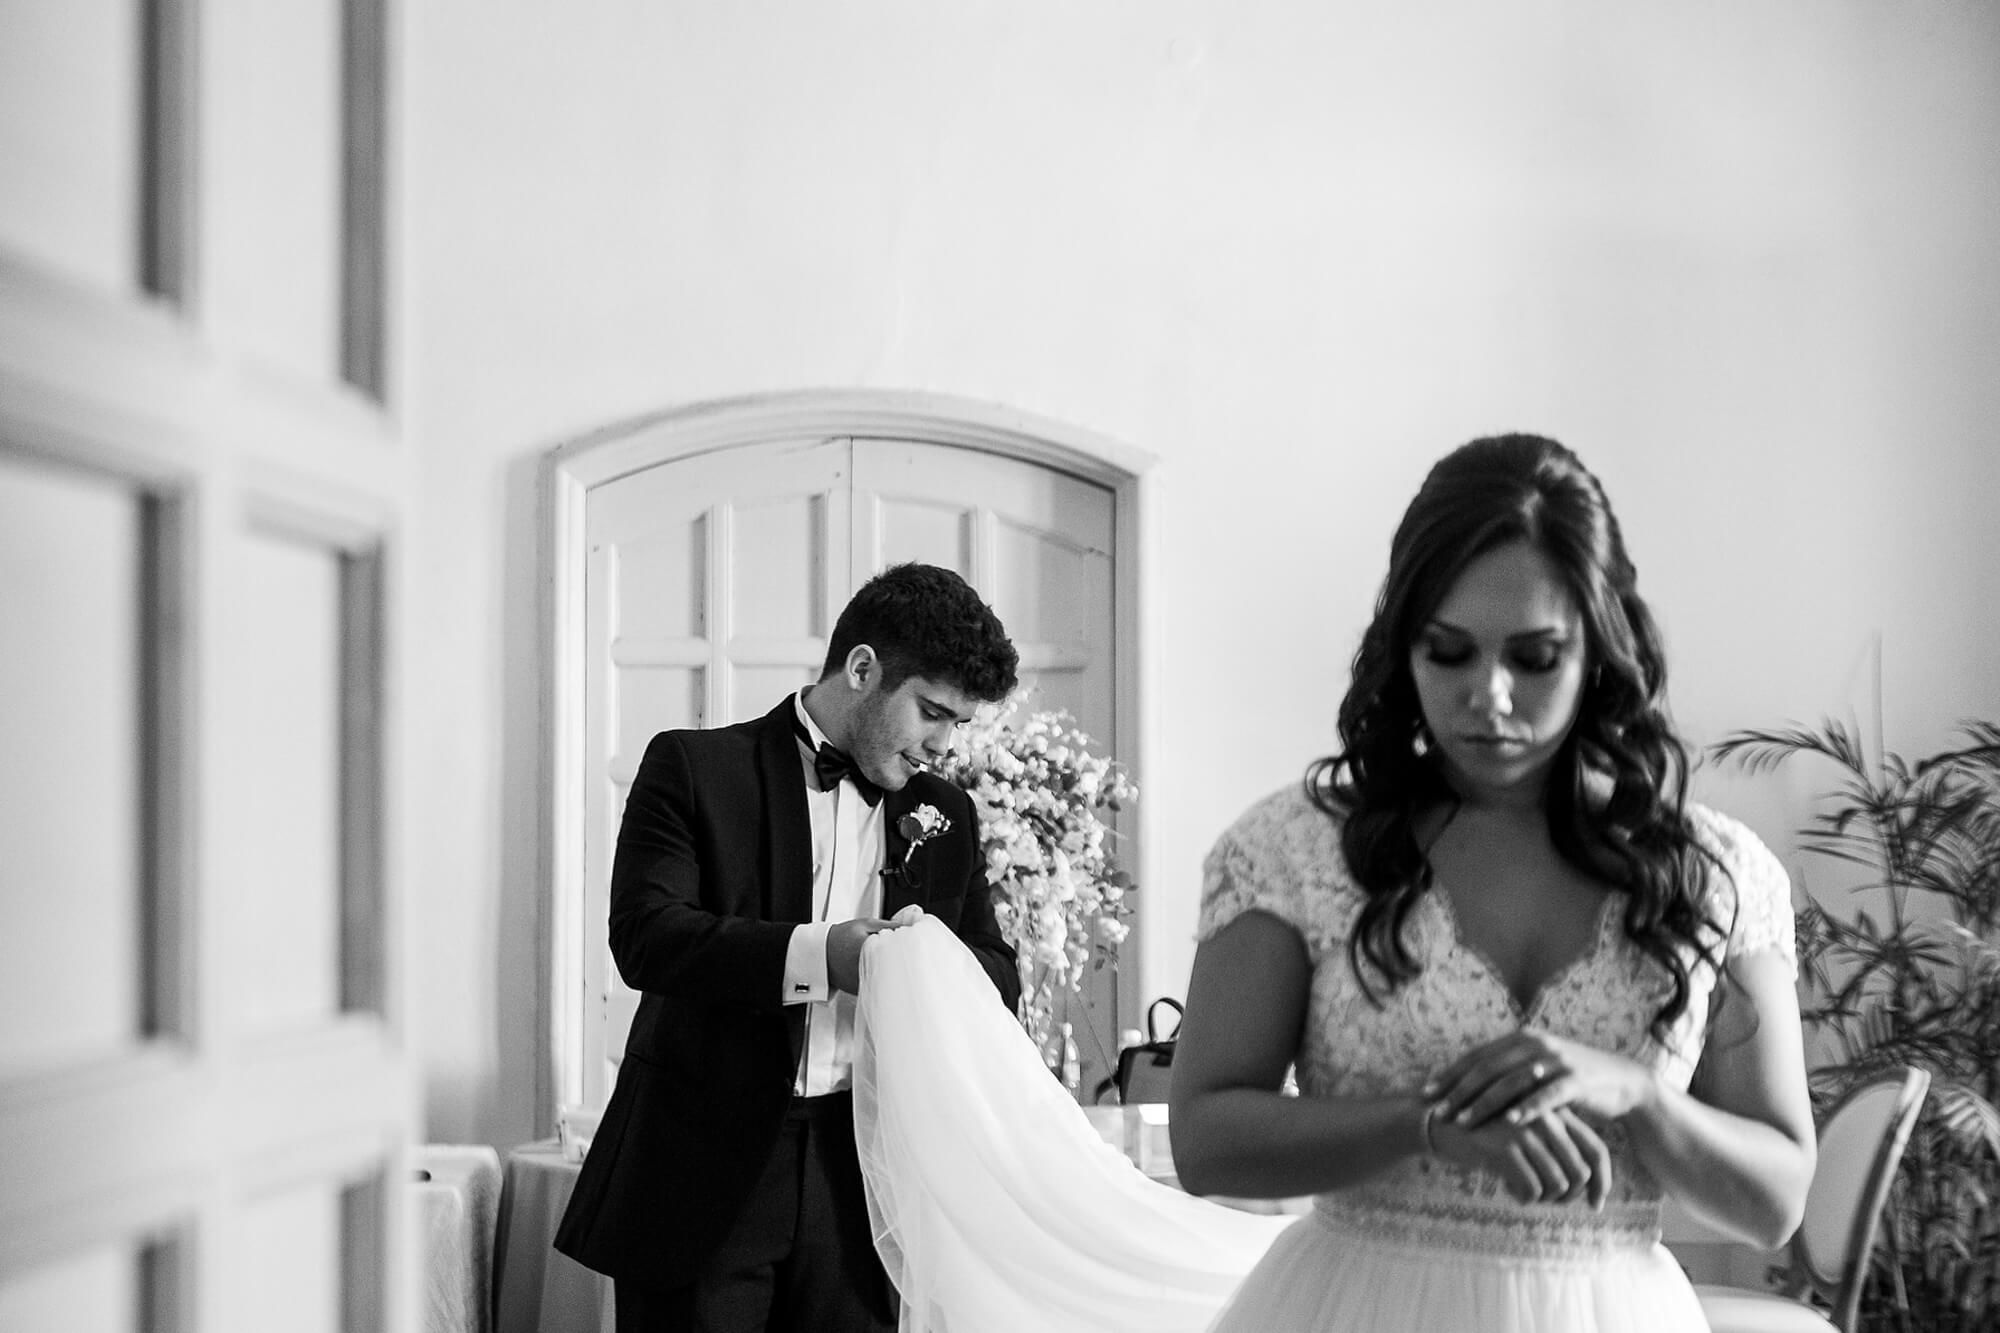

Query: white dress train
<box><xmin>852</xmin><ymin>915</ymin><xmax>1292</xmax><ymax>1333</ymax></box>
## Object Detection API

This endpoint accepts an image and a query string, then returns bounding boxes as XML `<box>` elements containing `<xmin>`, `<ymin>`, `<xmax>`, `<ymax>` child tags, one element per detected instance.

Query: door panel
<box><xmin>0</xmin><ymin>458</ymin><xmax>146</xmax><ymax>1075</ymax></box>
<box><xmin>230</xmin><ymin>529</ymin><xmax>346</xmax><ymax>1037</ymax></box>
<box><xmin>870</xmin><ymin>497</ymin><xmax>972</xmax><ymax>574</ymax></box>
<box><xmin>229</xmin><ymin>1183</ymin><xmax>343</xmax><ymax>1333</ymax></box>
<box><xmin>203</xmin><ymin>0</ymin><xmax>346</xmax><ymax>383</ymax></box>
<box><xmin>0</xmin><ymin>0</ymin><xmax>143</xmax><ymax>293</ymax></box>
<box><xmin>0</xmin><ymin>1238</ymin><xmax>144</xmax><ymax>1333</ymax></box>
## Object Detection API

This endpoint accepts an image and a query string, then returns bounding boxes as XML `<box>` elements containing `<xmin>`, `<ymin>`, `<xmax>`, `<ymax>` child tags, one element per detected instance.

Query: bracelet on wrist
<box><xmin>1420</xmin><ymin>1101</ymin><xmax>1443</xmax><ymax>1157</ymax></box>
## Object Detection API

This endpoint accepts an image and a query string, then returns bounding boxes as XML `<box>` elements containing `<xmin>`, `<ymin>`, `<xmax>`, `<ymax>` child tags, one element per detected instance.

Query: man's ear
<box><xmin>843</xmin><ymin>644</ymin><xmax>878</xmax><ymax>691</ymax></box>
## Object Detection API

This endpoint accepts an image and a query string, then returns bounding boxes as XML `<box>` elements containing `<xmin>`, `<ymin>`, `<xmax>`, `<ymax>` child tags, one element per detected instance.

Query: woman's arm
<box><xmin>1627</xmin><ymin>950</ymin><xmax>1815</xmax><ymax>1247</ymax></box>
<box><xmin>1170</xmin><ymin>909</ymin><xmax>1613</xmax><ymax>1206</ymax></box>
<box><xmin>1170</xmin><ymin>909</ymin><xmax>1418</xmax><ymax>1198</ymax></box>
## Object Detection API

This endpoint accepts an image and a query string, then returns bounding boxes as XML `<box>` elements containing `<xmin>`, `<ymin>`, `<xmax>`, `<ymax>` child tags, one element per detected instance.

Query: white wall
<box><xmin>398</xmin><ymin>0</ymin><xmax>2000</xmax><ymax>1146</ymax></box>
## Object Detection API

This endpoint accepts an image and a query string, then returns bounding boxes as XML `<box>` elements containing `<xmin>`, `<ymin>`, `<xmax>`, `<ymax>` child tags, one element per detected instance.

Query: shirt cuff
<box><xmin>783</xmin><ymin>921</ymin><xmax>833</xmax><ymax>1005</ymax></box>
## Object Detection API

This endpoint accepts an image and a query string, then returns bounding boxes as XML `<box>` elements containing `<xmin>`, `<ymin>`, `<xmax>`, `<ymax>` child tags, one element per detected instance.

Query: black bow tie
<box><xmin>795</xmin><ymin>714</ymin><xmax>882</xmax><ymax>806</ymax></box>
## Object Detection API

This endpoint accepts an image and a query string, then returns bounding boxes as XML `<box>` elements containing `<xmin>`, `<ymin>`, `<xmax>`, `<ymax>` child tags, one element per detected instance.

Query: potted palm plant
<box><xmin>1715</xmin><ymin>719</ymin><xmax>2000</xmax><ymax>1331</ymax></box>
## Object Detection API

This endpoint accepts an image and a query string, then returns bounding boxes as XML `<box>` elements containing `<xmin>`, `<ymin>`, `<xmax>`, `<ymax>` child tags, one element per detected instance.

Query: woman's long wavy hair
<box><xmin>1306</xmin><ymin>434</ymin><xmax>1727</xmax><ymax>1038</ymax></box>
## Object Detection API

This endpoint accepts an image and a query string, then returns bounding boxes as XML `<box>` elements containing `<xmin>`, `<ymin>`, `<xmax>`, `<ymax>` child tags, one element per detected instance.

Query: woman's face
<box><xmin>1408</xmin><ymin>541</ymin><xmax>1588</xmax><ymax>805</ymax></box>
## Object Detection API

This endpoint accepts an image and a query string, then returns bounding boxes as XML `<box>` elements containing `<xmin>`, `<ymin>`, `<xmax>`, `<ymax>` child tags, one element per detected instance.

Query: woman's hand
<box><xmin>1431</xmin><ymin>1104</ymin><xmax>1614</xmax><ymax>1207</ymax></box>
<box><xmin>1426</xmin><ymin>1028</ymin><xmax>1657</xmax><ymax>1131</ymax></box>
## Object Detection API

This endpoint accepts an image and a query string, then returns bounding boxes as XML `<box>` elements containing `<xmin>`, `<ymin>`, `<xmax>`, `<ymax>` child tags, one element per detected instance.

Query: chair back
<box><xmin>1794</xmin><ymin>1066</ymin><xmax>1930</xmax><ymax>1331</ymax></box>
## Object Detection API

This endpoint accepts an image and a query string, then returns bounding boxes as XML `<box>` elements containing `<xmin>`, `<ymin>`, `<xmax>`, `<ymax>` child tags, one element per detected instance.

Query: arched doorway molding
<box><xmin>540</xmin><ymin>388</ymin><xmax>1156</xmax><ymax>1122</ymax></box>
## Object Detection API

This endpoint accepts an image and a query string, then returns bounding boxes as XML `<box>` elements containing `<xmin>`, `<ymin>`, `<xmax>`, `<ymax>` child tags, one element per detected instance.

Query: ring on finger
<box><xmin>1528</xmin><ymin>1061</ymin><xmax>1547</xmax><ymax>1082</ymax></box>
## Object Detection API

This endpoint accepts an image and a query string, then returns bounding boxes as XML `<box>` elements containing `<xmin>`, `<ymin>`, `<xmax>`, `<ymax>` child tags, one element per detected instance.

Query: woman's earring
<box><xmin>1412</xmin><ymin>723</ymin><xmax>1434</xmax><ymax>757</ymax></box>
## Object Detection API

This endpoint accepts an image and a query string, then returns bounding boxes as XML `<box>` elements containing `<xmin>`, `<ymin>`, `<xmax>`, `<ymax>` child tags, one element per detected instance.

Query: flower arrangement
<box><xmin>939</xmin><ymin>688</ymin><xmax>1138</xmax><ymax>1067</ymax></box>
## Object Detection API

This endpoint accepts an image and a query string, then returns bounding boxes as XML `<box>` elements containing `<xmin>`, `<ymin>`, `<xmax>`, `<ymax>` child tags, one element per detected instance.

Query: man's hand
<box><xmin>827</xmin><ymin>917</ymin><xmax>899</xmax><ymax>994</ymax></box>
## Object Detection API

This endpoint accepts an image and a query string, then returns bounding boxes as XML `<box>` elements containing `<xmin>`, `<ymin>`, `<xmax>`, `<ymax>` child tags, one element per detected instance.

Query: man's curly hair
<box><xmin>821</xmin><ymin>563</ymin><xmax>1019</xmax><ymax>702</ymax></box>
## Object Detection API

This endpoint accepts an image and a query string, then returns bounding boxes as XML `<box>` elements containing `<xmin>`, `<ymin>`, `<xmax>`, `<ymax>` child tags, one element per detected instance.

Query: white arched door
<box><xmin>575</xmin><ymin>434</ymin><xmax>1123</xmax><ymax>1106</ymax></box>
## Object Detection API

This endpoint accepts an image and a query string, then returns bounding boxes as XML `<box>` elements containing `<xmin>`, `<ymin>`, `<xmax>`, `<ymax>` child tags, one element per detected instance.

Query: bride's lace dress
<box><xmin>1201</xmin><ymin>786</ymin><xmax>1795</xmax><ymax>1332</ymax></box>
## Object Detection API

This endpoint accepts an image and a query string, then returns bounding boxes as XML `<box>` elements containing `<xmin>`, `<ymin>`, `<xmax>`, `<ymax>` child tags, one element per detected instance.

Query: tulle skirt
<box><xmin>1210</xmin><ymin>1201</ymin><xmax>1710</xmax><ymax>1332</ymax></box>
<box><xmin>853</xmin><ymin>916</ymin><xmax>1292</xmax><ymax>1333</ymax></box>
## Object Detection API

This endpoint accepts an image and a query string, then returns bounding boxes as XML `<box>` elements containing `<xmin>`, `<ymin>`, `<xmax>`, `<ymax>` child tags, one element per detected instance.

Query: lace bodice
<box><xmin>1197</xmin><ymin>786</ymin><xmax>1795</xmax><ymax>1256</ymax></box>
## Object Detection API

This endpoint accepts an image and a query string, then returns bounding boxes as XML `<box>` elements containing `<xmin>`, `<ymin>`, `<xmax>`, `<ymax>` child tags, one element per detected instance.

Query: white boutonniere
<box><xmin>888</xmin><ymin>803</ymin><xmax>951</xmax><ymax>890</ymax></box>
<box><xmin>899</xmin><ymin>803</ymin><xmax>951</xmax><ymax>847</ymax></box>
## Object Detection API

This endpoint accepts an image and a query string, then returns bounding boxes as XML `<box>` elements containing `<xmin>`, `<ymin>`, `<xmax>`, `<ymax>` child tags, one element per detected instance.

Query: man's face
<box><xmin>843</xmin><ymin>668</ymin><xmax>978</xmax><ymax>793</ymax></box>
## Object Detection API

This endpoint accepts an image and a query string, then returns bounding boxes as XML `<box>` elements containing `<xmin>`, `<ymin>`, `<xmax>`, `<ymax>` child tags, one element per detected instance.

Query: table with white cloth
<box><xmin>493</xmin><ymin>1141</ymin><xmax>613</xmax><ymax>1333</ymax></box>
<box><xmin>414</xmin><ymin>1145</ymin><xmax>502</xmax><ymax>1333</ymax></box>
<box><xmin>1079</xmin><ymin>1105</ymin><xmax>1313</xmax><ymax>1217</ymax></box>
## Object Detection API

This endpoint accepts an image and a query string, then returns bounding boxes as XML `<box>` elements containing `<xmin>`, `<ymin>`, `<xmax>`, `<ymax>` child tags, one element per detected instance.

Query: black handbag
<box><xmin>1112</xmin><ymin>997</ymin><xmax>1185</xmax><ymax>1105</ymax></box>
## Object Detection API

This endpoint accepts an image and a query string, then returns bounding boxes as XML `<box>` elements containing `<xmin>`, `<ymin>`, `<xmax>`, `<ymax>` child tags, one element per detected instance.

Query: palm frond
<box><xmin>1712</xmin><ymin>720</ymin><xmax>1873</xmax><ymax>780</ymax></box>
<box><xmin>1931</xmin><ymin>1084</ymin><xmax>2000</xmax><ymax>1162</ymax></box>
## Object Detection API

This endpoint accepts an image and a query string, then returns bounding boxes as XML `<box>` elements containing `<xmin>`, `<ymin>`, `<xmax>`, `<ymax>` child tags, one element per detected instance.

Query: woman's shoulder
<box><xmin>1212</xmin><ymin>781</ymin><xmax>1348</xmax><ymax>864</ymax></box>
<box><xmin>1198</xmin><ymin>781</ymin><xmax>1358</xmax><ymax>949</ymax></box>
<box><xmin>1681</xmin><ymin>802</ymin><xmax>1797</xmax><ymax>958</ymax></box>
<box><xmin>1682</xmin><ymin>802</ymin><xmax>1786</xmax><ymax>879</ymax></box>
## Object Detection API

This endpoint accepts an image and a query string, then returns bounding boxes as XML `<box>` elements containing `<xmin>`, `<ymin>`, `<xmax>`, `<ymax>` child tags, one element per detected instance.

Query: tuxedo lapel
<box><xmin>755</xmin><ymin>699</ymin><xmax>815</xmax><ymax>923</ymax></box>
<box><xmin>880</xmin><ymin>780</ymin><xmax>973</xmax><ymax>916</ymax></box>
<box><xmin>900</xmin><ymin>784</ymin><xmax>944</xmax><ymax>920</ymax></box>
<box><xmin>880</xmin><ymin>786</ymin><xmax>915</xmax><ymax>916</ymax></box>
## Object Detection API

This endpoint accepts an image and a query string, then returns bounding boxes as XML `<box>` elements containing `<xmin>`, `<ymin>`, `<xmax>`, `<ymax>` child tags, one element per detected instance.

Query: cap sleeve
<box><xmin>1196</xmin><ymin>788</ymin><xmax>1349</xmax><ymax>963</ymax></box>
<box><xmin>1198</xmin><ymin>824</ymin><xmax>1300</xmax><ymax>940</ymax></box>
<box><xmin>1694</xmin><ymin>806</ymin><xmax>1798</xmax><ymax>977</ymax></box>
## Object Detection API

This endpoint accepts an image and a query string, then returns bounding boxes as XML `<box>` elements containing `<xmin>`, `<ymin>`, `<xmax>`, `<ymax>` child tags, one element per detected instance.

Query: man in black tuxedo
<box><xmin>555</xmin><ymin>562</ymin><xmax>1021</xmax><ymax>1332</ymax></box>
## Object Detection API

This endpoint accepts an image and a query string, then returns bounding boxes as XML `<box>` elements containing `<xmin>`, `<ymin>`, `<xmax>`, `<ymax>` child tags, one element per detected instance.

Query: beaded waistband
<box><xmin>1312</xmin><ymin>1191</ymin><xmax>1663</xmax><ymax>1264</ymax></box>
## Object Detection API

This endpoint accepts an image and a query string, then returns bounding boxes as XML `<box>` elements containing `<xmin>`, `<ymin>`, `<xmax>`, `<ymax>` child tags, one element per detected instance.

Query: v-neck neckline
<box><xmin>1429</xmin><ymin>884</ymin><xmax>1621</xmax><ymax>1022</ymax></box>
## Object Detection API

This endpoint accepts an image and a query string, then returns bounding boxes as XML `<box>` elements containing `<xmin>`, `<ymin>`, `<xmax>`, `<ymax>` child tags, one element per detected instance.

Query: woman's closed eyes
<box><xmin>1419</xmin><ymin>639</ymin><xmax>1568</xmax><ymax>675</ymax></box>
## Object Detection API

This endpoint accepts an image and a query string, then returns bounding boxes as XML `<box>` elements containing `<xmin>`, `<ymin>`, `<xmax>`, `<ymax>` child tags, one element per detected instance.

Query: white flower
<box><xmin>939</xmin><ymin>687</ymin><xmax>1139</xmax><ymax>1057</ymax></box>
<box><xmin>899</xmin><ymin>803</ymin><xmax>950</xmax><ymax>845</ymax></box>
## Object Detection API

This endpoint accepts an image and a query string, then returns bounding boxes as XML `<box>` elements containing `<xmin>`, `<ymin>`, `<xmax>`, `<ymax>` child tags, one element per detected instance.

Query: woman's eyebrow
<box><xmin>1424</xmin><ymin>619</ymin><xmax>1572</xmax><ymax>643</ymax></box>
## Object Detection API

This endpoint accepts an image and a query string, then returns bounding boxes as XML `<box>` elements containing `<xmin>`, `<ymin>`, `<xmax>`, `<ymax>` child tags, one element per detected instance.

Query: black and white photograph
<box><xmin>2</xmin><ymin>3</ymin><xmax>1996</xmax><ymax>1331</ymax></box>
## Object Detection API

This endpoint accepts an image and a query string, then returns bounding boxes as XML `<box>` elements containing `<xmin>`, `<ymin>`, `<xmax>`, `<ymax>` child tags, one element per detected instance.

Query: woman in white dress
<box><xmin>1170</xmin><ymin>434</ymin><xmax>1817</xmax><ymax>1332</ymax></box>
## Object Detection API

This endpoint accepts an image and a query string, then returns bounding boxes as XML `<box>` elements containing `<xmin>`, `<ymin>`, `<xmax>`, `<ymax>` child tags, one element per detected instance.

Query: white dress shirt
<box><xmin>781</xmin><ymin>692</ymin><xmax>888</xmax><ymax>1096</ymax></box>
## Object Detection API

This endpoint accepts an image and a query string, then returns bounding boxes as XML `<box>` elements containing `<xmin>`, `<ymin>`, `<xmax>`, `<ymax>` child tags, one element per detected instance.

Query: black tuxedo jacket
<box><xmin>554</xmin><ymin>697</ymin><xmax>1020</xmax><ymax>1287</ymax></box>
